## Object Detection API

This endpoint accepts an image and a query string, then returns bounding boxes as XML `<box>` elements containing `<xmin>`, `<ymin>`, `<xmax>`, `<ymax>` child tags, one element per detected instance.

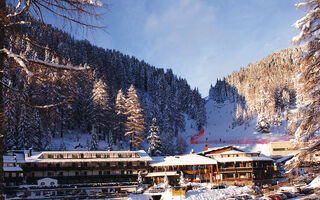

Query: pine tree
<box><xmin>287</xmin><ymin>0</ymin><xmax>320</xmax><ymax>168</ymax></box>
<box><xmin>147</xmin><ymin>118</ymin><xmax>162</xmax><ymax>156</ymax></box>
<box><xmin>91</xmin><ymin>126</ymin><xmax>99</xmax><ymax>150</ymax></box>
<box><xmin>125</xmin><ymin>84</ymin><xmax>145</xmax><ymax>150</ymax></box>
<box><xmin>115</xmin><ymin>89</ymin><xmax>127</xmax><ymax>141</ymax></box>
<box><xmin>92</xmin><ymin>78</ymin><xmax>111</xmax><ymax>140</ymax></box>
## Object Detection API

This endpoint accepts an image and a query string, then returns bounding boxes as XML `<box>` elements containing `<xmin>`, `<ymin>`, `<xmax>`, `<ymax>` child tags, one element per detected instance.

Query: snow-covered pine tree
<box><xmin>0</xmin><ymin>1</ymin><xmax>104</xmax><ymax>197</ymax></box>
<box><xmin>147</xmin><ymin>118</ymin><xmax>162</xmax><ymax>156</ymax></box>
<box><xmin>91</xmin><ymin>126</ymin><xmax>99</xmax><ymax>150</ymax></box>
<box><xmin>125</xmin><ymin>84</ymin><xmax>145</xmax><ymax>150</ymax></box>
<box><xmin>17</xmin><ymin>103</ymin><xmax>42</xmax><ymax>149</ymax></box>
<box><xmin>288</xmin><ymin>0</ymin><xmax>320</xmax><ymax>168</ymax></box>
<box><xmin>92</xmin><ymin>78</ymin><xmax>111</xmax><ymax>140</ymax></box>
<box><xmin>115</xmin><ymin>89</ymin><xmax>127</xmax><ymax>141</ymax></box>
<box><xmin>176</xmin><ymin>135</ymin><xmax>187</xmax><ymax>155</ymax></box>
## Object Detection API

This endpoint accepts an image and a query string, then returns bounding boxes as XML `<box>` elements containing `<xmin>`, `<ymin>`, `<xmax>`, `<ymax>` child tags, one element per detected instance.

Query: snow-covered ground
<box><xmin>128</xmin><ymin>185</ymin><xmax>252</xmax><ymax>200</ymax></box>
<box><xmin>183</xmin><ymin>99</ymin><xmax>291</xmax><ymax>156</ymax></box>
<box><xmin>52</xmin><ymin>99</ymin><xmax>290</xmax><ymax>156</ymax></box>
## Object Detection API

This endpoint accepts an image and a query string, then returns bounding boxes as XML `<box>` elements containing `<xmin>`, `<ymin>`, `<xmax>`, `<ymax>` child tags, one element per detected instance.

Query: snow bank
<box><xmin>307</xmin><ymin>176</ymin><xmax>320</xmax><ymax>189</ymax></box>
<box><xmin>127</xmin><ymin>194</ymin><xmax>152</xmax><ymax>200</ymax></box>
<box><xmin>185</xmin><ymin>185</ymin><xmax>252</xmax><ymax>200</ymax></box>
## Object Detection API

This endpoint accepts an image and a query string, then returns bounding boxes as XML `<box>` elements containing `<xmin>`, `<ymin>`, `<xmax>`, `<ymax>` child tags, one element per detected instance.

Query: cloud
<box><xmin>93</xmin><ymin>0</ymin><xmax>303</xmax><ymax>97</ymax></box>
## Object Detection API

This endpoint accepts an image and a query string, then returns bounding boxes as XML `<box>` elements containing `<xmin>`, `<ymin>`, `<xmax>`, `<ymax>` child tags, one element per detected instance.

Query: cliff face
<box><xmin>209</xmin><ymin>47</ymin><xmax>302</xmax><ymax>132</ymax></box>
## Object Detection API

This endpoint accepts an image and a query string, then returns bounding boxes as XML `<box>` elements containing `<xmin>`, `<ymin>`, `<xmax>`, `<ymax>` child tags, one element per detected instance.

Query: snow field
<box><xmin>128</xmin><ymin>185</ymin><xmax>252</xmax><ymax>200</ymax></box>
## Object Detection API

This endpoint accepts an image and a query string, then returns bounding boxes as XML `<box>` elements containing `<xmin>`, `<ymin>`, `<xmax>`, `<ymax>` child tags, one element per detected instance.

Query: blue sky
<box><xmin>80</xmin><ymin>0</ymin><xmax>303</xmax><ymax>97</ymax></box>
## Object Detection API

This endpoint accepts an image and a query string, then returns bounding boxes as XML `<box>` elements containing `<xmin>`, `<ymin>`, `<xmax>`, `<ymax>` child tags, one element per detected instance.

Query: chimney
<box><xmin>205</xmin><ymin>143</ymin><xmax>208</xmax><ymax>151</ymax></box>
<box><xmin>28</xmin><ymin>148</ymin><xmax>33</xmax><ymax>157</ymax></box>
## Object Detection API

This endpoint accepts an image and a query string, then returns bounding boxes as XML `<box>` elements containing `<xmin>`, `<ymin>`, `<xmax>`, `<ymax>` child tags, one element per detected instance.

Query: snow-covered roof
<box><xmin>3</xmin><ymin>156</ymin><xmax>15</xmax><ymax>163</ymax></box>
<box><xmin>219</xmin><ymin>150</ymin><xmax>250</xmax><ymax>155</ymax></box>
<box><xmin>24</xmin><ymin>150</ymin><xmax>152</xmax><ymax>163</ymax></box>
<box><xmin>197</xmin><ymin>145</ymin><xmax>243</xmax><ymax>155</ymax></box>
<box><xmin>150</xmin><ymin>154</ymin><xmax>217</xmax><ymax>167</ymax></box>
<box><xmin>3</xmin><ymin>166</ymin><xmax>23</xmax><ymax>172</ymax></box>
<box><xmin>146</xmin><ymin>171</ymin><xmax>179</xmax><ymax>177</ymax></box>
<box><xmin>215</xmin><ymin>156</ymin><xmax>273</xmax><ymax>163</ymax></box>
<box><xmin>276</xmin><ymin>154</ymin><xmax>295</xmax><ymax>164</ymax></box>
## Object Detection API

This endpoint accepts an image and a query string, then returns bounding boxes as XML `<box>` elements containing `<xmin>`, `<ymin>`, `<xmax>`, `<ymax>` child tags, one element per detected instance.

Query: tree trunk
<box><xmin>0</xmin><ymin>0</ymin><xmax>6</xmax><ymax>198</ymax></box>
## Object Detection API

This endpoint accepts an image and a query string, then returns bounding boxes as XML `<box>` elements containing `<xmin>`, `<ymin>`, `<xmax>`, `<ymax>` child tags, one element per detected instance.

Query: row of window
<box><xmin>27</xmin><ymin>161</ymin><xmax>145</xmax><ymax>168</ymax></box>
<box><xmin>44</xmin><ymin>153</ymin><xmax>139</xmax><ymax>159</ymax></box>
<box><xmin>30</xmin><ymin>170</ymin><xmax>147</xmax><ymax>177</ymax></box>
<box><xmin>4</xmin><ymin>172</ymin><xmax>23</xmax><ymax>178</ymax></box>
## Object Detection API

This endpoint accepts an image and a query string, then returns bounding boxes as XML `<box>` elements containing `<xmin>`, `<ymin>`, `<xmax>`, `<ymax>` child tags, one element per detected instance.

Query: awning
<box><xmin>146</xmin><ymin>171</ymin><xmax>179</xmax><ymax>177</ymax></box>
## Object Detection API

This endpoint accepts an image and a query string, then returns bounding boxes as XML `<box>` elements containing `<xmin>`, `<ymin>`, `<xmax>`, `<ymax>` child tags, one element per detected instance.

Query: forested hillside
<box><xmin>2</xmin><ymin>20</ymin><xmax>206</xmax><ymax>155</ymax></box>
<box><xmin>209</xmin><ymin>47</ymin><xmax>302</xmax><ymax>134</ymax></box>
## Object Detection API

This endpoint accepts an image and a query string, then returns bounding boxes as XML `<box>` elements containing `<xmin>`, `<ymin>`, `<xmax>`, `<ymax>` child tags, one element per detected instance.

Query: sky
<box><xmin>79</xmin><ymin>0</ymin><xmax>303</xmax><ymax>97</ymax></box>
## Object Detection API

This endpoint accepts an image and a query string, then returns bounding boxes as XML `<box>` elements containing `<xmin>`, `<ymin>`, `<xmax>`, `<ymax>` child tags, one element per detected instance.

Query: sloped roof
<box><xmin>219</xmin><ymin>150</ymin><xmax>249</xmax><ymax>155</ymax></box>
<box><xmin>197</xmin><ymin>145</ymin><xmax>243</xmax><ymax>155</ymax></box>
<box><xmin>24</xmin><ymin>150</ymin><xmax>152</xmax><ymax>163</ymax></box>
<box><xmin>150</xmin><ymin>154</ymin><xmax>217</xmax><ymax>167</ymax></box>
<box><xmin>215</xmin><ymin>156</ymin><xmax>273</xmax><ymax>163</ymax></box>
<box><xmin>146</xmin><ymin>171</ymin><xmax>179</xmax><ymax>177</ymax></box>
<box><xmin>3</xmin><ymin>166</ymin><xmax>23</xmax><ymax>172</ymax></box>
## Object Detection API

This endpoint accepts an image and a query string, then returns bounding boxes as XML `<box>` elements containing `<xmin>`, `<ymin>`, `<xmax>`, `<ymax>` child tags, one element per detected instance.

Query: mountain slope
<box><xmin>187</xmin><ymin>48</ymin><xmax>302</xmax><ymax>155</ymax></box>
<box><xmin>3</xmin><ymin>21</ymin><xmax>206</xmax><ymax>155</ymax></box>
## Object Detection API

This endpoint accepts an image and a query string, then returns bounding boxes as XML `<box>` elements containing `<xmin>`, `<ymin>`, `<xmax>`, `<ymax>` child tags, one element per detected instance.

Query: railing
<box><xmin>22</xmin><ymin>165</ymin><xmax>147</xmax><ymax>172</ymax></box>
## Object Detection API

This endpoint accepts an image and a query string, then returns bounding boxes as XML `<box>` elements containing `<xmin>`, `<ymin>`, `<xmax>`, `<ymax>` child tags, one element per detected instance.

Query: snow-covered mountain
<box><xmin>186</xmin><ymin>48</ymin><xmax>302</xmax><ymax>155</ymax></box>
<box><xmin>185</xmin><ymin>99</ymin><xmax>292</xmax><ymax>156</ymax></box>
<box><xmin>3</xmin><ymin>21</ymin><xmax>206</xmax><ymax>155</ymax></box>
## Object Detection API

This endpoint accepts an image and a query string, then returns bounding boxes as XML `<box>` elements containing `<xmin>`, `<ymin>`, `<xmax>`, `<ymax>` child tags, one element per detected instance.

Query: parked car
<box><xmin>278</xmin><ymin>186</ymin><xmax>299</xmax><ymax>193</ymax></box>
<box><xmin>211</xmin><ymin>184</ymin><xmax>226</xmax><ymax>189</ymax></box>
<box><xmin>274</xmin><ymin>193</ymin><xmax>287</xmax><ymax>200</ymax></box>
<box><xmin>268</xmin><ymin>195</ymin><xmax>280</xmax><ymax>200</ymax></box>
<box><xmin>280</xmin><ymin>191</ymin><xmax>296</xmax><ymax>198</ymax></box>
<box><xmin>232</xmin><ymin>194</ymin><xmax>256</xmax><ymax>200</ymax></box>
<box><xmin>256</xmin><ymin>197</ymin><xmax>272</xmax><ymax>200</ymax></box>
<box><xmin>299</xmin><ymin>188</ymin><xmax>314</xmax><ymax>195</ymax></box>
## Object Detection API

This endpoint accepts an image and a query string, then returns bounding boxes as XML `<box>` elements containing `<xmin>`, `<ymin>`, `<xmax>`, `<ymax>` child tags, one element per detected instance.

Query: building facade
<box><xmin>198</xmin><ymin>146</ymin><xmax>275</xmax><ymax>186</ymax></box>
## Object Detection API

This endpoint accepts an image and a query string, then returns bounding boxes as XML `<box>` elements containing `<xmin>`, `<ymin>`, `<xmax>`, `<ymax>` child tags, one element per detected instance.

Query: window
<box><xmin>56</xmin><ymin>163</ymin><xmax>60</xmax><ymax>168</ymax></box>
<box><xmin>104</xmin><ymin>171</ymin><xmax>110</xmax><ymax>175</ymax></box>
<box><xmin>59</xmin><ymin>172</ymin><xmax>63</xmax><ymax>176</ymax></box>
<box><xmin>96</xmin><ymin>154</ymin><xmax>101</xmax><ymax>158</ymax></box>
<box><xmin>273</xmin><ymin>148</ymin><xmax>286</xmax><ymax>151</ymax></box>
<box><xmin>121</xmin><ymin>170</ymin><xmax>125</xmax><ymax>175</ymax></box>
<box><xmin>48</xmin><ymin>172</ymin><xmax>52</xmax><ymax>176</ymax></box>
<box><xmin>140</xmin><ymin>162</ymin><xmax>145</xmax><ymax>166</ymax></box>
<box><xmin>99</xmin><ymin>171</ymin><xmax>102</xmax><ymax>175</ymax></box>
<box><xmin>41</xmin><ymin>182</ymin><xmax>45</xmax><ymax>185</ymax></box>
<box><xmin>48</xmin><ymin>154</ymin><xmax>53</xmax><ymax>159</ymax></box>
<box><xmin>50</xmin><ymin>182</ymin><xmax>55</xmax><ymax>185</ymax></box>
<box><xmin>72</xmin><ymin>163</ymin><xmax>76</xmax><ymax>168</ymax></box>
<box><xmin>75</xmin><ymin>172</ymin><xmax>79</xmax><ymax>176</ymax></box>
<box><xmin>72</xmin><ymin>154</ymin><xmax>78</xmax><ymax>159</ymax></box>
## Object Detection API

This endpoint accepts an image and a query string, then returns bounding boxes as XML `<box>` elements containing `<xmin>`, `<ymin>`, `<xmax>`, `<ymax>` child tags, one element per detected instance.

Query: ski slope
<box><xmin>183</xmin><ymin>99</ymin><xmax>291</xmax><ymax>156</ymax></box>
